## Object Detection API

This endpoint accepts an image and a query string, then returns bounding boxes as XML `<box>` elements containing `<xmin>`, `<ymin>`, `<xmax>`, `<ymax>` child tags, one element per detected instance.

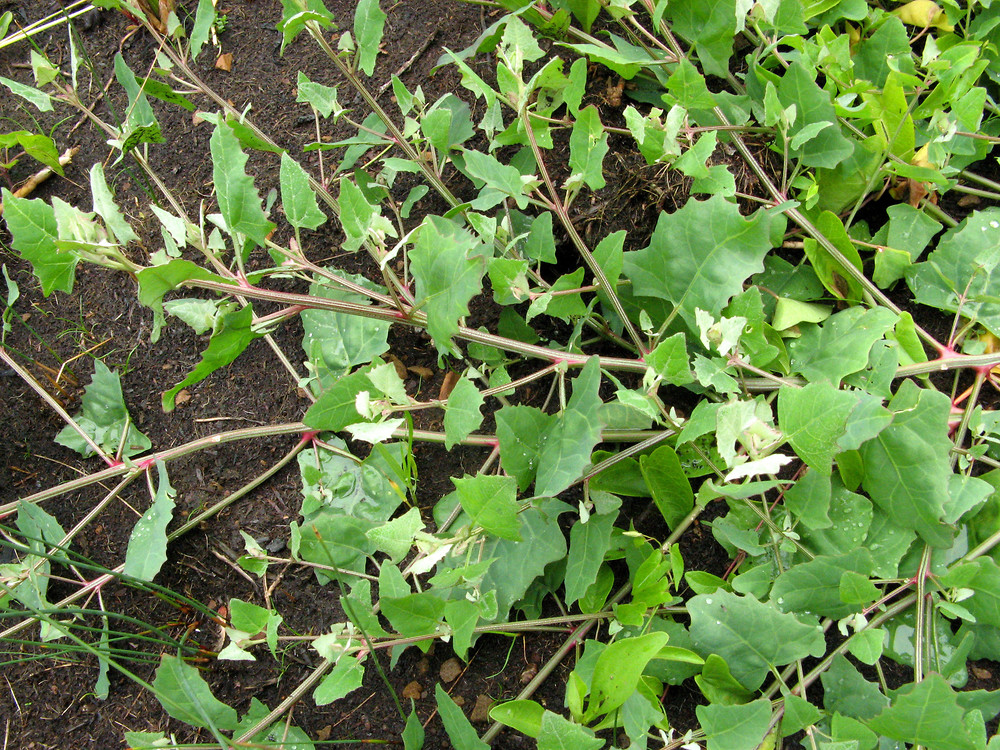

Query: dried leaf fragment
<box><xmin>438</xmin><ymin>371</ymin><xmax>460</xmax><ymax>401</ymax></box>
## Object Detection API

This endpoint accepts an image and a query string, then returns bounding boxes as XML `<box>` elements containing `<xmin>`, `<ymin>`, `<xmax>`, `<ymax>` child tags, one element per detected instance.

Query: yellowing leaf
<box><xmin>892</xmin><ymin>0</ymin><xmax>954</xmax><ymax>31</ymax></box>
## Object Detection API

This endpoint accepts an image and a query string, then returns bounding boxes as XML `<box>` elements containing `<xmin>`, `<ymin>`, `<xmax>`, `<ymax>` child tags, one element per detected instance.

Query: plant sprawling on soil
<box><xmin>3</xmin><ymin>0</ymin><xmax>1000</xmax><ymax>748</ymax></box>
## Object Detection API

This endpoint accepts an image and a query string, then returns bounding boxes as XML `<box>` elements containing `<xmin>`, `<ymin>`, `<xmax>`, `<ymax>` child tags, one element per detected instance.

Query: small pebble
<box><xmin>439</xmin><ymin>657</ymin><xmax>462</xmax><ymax>683</ymax></box>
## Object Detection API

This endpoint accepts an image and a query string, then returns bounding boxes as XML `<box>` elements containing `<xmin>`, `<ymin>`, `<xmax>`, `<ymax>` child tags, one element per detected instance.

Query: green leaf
<box><xmin>190</xmin><ymin>0</ymin><xmax>215</xmax><ymax>59</ymax></box>
<box><xmin>855</xmin><ymin>16</ymin><xmax>915</xmax><ymax>87</ymax></box>
<box><xmin>774</xmin><ymin>62</ymin><xmax>855</xmax><ymax>168</ymax></box>
<box><xmin>166</xmin><ymin>298</ymin><xmax>224</xmax><ymax>335</ymax></box>
<box><xmin>280</xmin><ymin>153</ymin><xmax>326</xmax><ymax>230</ymax></box>
<box><xmin>688</xmin><ymin>590</ymin><xmax>826</xmax><ymax>690</ymax></box>
<box><xmin>477</xmin><ymin>505</ymin><xmax>567</xmax><ymax>618</ymax></box>
<box><xmin>229</xmin><ymin>598</ymin><xmax>271</xmax><ymax>634</ymax></box>
<box><xmin>152</xmin><ymin>654</ymin><xmax>239</xmax><ymax>731</ymax></box>
<box><xmin>538</xmin><ymin>710</ymin><xmax>605</xmax><ymax>750</ymax></box>
<box><xmin>112</xmin><ymin>54</ymin><xmax>164</xmax><ymax>152</ymax></box>
<box><xmin>623</xmin><ymin>196</ymin><xmax>772</xmax><ymax>330</ymax></box>
<box><xmin>820</xmin><ymin>654</ymin><xmax>887</xmax><ymax>721</ymax></box>
<box><xmin>802</xmin><ymin>210</ymin><xmax>864</xmax><ymax>302</ymax></box>
<box><xmin>558</xmin><ymin>39</ymin><xmax>652</xmax><ymax>79</ymax></box>
<box><xmin>789</xmin><ymin>307</ymin><xmax>897</xmax><ymax>385</ymax></box>
<box><xmin>535</xmin><ymin>357</ymin><xmax>604</xmax><ymax>498</ymax></box>
<box><xmin>866</xmin><ymin>674</ymin><xmax>978</xmax><ymax>750</ymax></box>
<box><xmin>646</xmin><ymin>333</ymin><xmax>693</xmax><ymax>386</ymax></box>
<box><xmin>55</xmin><ymin>360</ymin><xmax>152</xmax><ymax>458</ymax></box>
<box><xmin>382</xmin><ymin>590</ymin><xmax>446</xmax><ymax>642</ymax></box>
<box><xmin>353</xmin><ymin>0</ymin><xmax>386</xmax><ymax>75</ymax></box>
<box><xmin>490</xmin><ymin>700</ymin><xmax>545</xmax><ymax>738</ymax></box>
<box><xmin>436</xmin><ymin>683</ymin><xmax>489</xmax><ymax>750</ymax></box>
<box><xmin>410</xmin><ymin>215</ymin><xmax>486</xmax><ymax>353</ymax></box>
<box><xmin>859</xmin><ymin>380</ymin><xmax>956</xmax><ymax>547</ymax></box>
<box><xmin>770</xmin><ymin>549</ymin><xmax>873</xmax><ymax>618</ymax></box>
<box><xmin>1</xmin><ymin>131</ymin><xmax>62</xmax><ymax>174</ymax></box>
<box><xmin>304</xmin><ymin>367</ymin><xmax>376</xmax><ymax>432</ymax></box>
<box><xmin>665</xmin><ymin>58</ymin><xmax>717</xmax><ymax>111</ymax></box>
<box><xmin>296</xmin><ymin>511</ymin><xmax>374</xmax><ymax>578</ymax></box>
<box><xmin>781</xmin><ymin>691</ymin><xmax>822</xmax><ymax>735</ymax></box>
<box><xmin>665</xmin><ymin>0</ymin><xmax>738</xmax><ymax>78</ymax></box>
<box><xmin>564</xmin><ymin>510</ymin><xmax>618</xmax><ymax>605</ymax></box>
<box><xmin>296</xmin><ymin>71</ymin><xmax>342</xmax><ymax>118</ymax></box>
<box><xmin>403</xmin><ymin>705</ymin><xmax>425</xmax><ymax>750</ymax></box>
<box><xmin>0</xmin><ymin>75</ymin><xmax>52</xmax><ymax>111</ymax></box>
<box><xmin>778</xmin><ymin>382</ymin><xmax>860</xmax><ymax>475</ymax></box>
<box><xmin>444</xmin><ymin>376</ymin><xmax>485</xmax><ymax>449</ymax></box>
<box><xmin>444</xmin><ymin>599</ymin><xmax>479</xmax><ymax>660</ymax></box>
<box><xmin>125</xmin><ymin>76</ymin><xmax>195</xmax><ymax>112</ymax></box>
<box><xmin>210</xmin><ymin>122</ymin><xmax>276</xmax><ymax>248</ymax></box>
<box><xmin>524</xmin><ymin>211</ymin><xmax>557</xmax><ymax>263</ymax></box>
<box><xmin>2</xmin><ymin>191</ymin><xmax>77</xmax><ymax>295</ymax></box>
<box><xmin>564</xmin><ymin>0</ymin><xmax>601</xmax><ymax>32</ymax></box>
<box><xmin>527</xmin><ymin>268</ymin><xmax>589</xmax><ymax>322</ymax></box>
<box><xmin>136</xmin><ymin>260</ymin><xmax>234</xmax><ymax>342</ymax></box>
<box><xmin>675</xmin><ymin>131</ymin><xmax>718</xmax><ymax>179</ymax></box>
<box><xmin>959</xmin><ymin>558</ymin><xmax>1000</xmax><ymax>629</ymax></box>
<box><xmin>697</xmin><ymin>699</ymin><xmax>772</xmax><ymax>750</ymax></box>
<box><xmin>874</xmin><ymin>204</ymin><xmax>941</xmax><ymax>288</ymax></box>
<box><xmin>847</xmin><ymin>627</ymin><xmax>885</xmax><ymax>665</ymax></box>
<box><xmin>907</xmin><ymin>209</ymin><xmax>1000</xmax><ymax>337</ymax></box>
<box><xmin>366</xmin><ymin>507</ymin><xmax>423</xmax><ymax>563</ymax></box>
<box><xmin>586</xmin><ymin>631</ymin><xmax>669</xmax><ymax>720</ymax></box>
<box><xmin>695</xmin><ymin>653</ymin><xmax>755</xmax><ymax>704</ymax></box>
<box><xmin>453</xmin><ymin>474</ymin><xmax>521</xmax><ymax>541</ymax></box>
<box><xmin>234</xmin><ymin>699</ymin><xmax>314</xmax><ymax>750</ymax></box>
<box><xmin>422</xmin><ymin>94</ymin><xmax>474</xmax><ymax>153</ymax></box>
<box><xmin>569</xmin><ymin>105</ymin><xmax>609</xmax><ymax>190</ymax></box>
<box><xmin>496</xmin><ymin>405</ymin><xmax>552</xmax><ymax>491</ymax></box>
<box><xmin>795</xmin><ymin>479</ymin><xmax>874</xmax><ymax>555</ymax></box>
<box><xmin>639</xmin><ymin>444</ymin><xmax>694</xmax><ymax>528</ymax></box>
<box><xmin>297</xmin><ymin>437</ymin><xmax>402</xmax><ymax>524</ymax></box>
<box><xmin>122</xmin><ymin>462</ymin><xmax>175</xmax><ymax>581</ymax></box>
<box><xmin>90</xmin><ymin>163</ymin><xmax>138</xmax><ymax>245</ymax></box>
<box><xmin>462</xmin><ymin>149</ymin><xmax>533</xmax><ymax>209</ymax></box>
<box><xmin>163</xmin><ymin>305</ymin><xmax>263</xmax><ymax>411</ymax></box>
<box><xmin>498</xmin><ymin>15</ymin><xmax>545</xmax><ymax>74</ymax></box>
<box><xmin>301</xmin><ymin>273</ymin><xmax>390</xmax><ymax>371</ymax></box>
<box><xmin>278</xmin><ymin>0</ymin><xmax>335</xmax><ymax>53</ymax></box>
<box><xmin>314</xmin><ymin>656</ymin><xmax>365</xmax><ymax>705</ymax></box>
<box><xmin>488</xmin><ymin>257</ymin><xmax>529</xmax><ymax>305</ymax></box>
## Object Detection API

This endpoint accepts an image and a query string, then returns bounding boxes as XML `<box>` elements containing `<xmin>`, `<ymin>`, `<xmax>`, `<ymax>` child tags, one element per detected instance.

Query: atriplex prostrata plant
<box><xmin>4</xmin><ymin>0</ymin><xmax>1000</xmax><ymax>747</ymax></box>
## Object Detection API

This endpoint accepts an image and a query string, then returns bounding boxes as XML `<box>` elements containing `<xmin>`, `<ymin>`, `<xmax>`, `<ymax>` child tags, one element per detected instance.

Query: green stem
<box><xmin>520</xmin><ymin>108</ymin><xmax>646</xmax><ymax>355</ymax></box>
<box><xmin>188</xmin><ymin>277</ymin><xmax>647</xmax><ymax>373</ymax></box>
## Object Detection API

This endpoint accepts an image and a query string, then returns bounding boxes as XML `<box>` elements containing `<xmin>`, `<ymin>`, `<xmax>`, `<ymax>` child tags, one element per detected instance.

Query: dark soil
<box><xmin>0</xmin><ymin>2</ymin><xmax>998</xmax><ymax>749</ymax></box>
